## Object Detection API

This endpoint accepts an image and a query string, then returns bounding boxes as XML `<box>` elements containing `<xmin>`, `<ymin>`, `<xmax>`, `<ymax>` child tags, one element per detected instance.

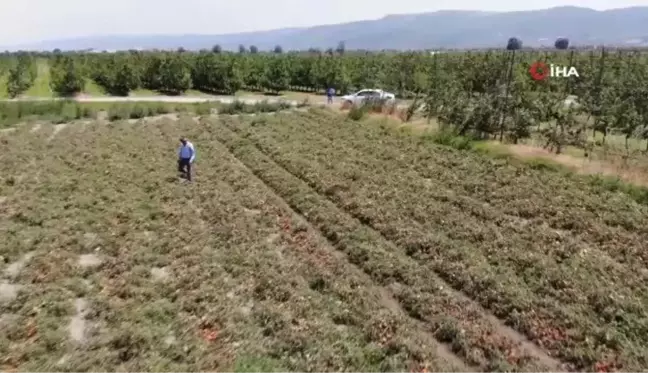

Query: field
<box><xmin>1</xmin><ymin>107</ymin><xmax>648</xmax><ymax>371</ymax></box>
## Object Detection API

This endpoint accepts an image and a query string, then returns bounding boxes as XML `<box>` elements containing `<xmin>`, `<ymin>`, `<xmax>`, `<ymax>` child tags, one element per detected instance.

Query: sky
<box><xmin>2</xmin><ymin>0</ymin><xmax>647</xmax><ymax>46</ymax></box>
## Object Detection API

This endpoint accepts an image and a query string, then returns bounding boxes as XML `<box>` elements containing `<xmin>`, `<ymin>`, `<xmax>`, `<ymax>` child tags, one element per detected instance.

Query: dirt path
<box><xmin>507</xmin><ymin>144</ymin><xmax>648</xmax><ymax>187</ymax></box>
<box><xmin>0</xmin><ymin>94</ymin><xmax>415</xmax><ymax>111</ymax></box>
<box><xmin>47</xmin><ymin>123</ymin><xmax>67</xmax><ymax>142</ymax></box>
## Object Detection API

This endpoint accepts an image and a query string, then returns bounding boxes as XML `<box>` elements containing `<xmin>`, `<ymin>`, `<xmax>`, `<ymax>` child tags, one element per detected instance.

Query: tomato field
<box><xmin>1</xmin><ymin>108</ymin><xmax>647</xmax><ymax>370</ymax></box>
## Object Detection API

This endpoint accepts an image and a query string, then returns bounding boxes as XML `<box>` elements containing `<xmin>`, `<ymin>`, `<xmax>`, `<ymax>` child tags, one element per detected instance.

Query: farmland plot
<box><xmin>0</xmin><ymin>116</ymin><xmax>465</xmax><ymax>371</ymax></box>
<box><xmin>212</xmin><ymin>109</ymin><xmax>648</xmax><ymax>372</ymax></box>
<box><xmin>2</xmin><ymin>109</ymin><xmax>648</xmax><ymax>371</ymax></box>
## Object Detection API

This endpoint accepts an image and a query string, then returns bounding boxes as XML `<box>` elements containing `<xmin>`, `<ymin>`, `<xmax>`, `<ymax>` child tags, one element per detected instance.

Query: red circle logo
<box><xmin>529</xmin><ymin>61</ymin><xmax>550</xmax><ymax>80</ymax></box>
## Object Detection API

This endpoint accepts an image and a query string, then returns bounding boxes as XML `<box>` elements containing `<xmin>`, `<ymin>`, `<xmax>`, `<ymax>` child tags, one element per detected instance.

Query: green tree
<box><xmin>158</xmin><ymin>54</ymin><xmax>191</xmax><ymax>94</ymax></box>
<box><xmin>218</xmin><ymin>55</ymin><xmax>243</xmax><ymax>94</ymax></box>
<box><xmin>91</xmin><ymin>54</ymin><xmax>140</xmax><ymax>96</ymax></box>
<box><xmin>191</xmin><ymin>53</ymin><xmax>219</xmax><ymax>92</ymax></box>
<box><xmin>506</xmin><ymin>37</ymin><xmax>522</xmax><ymax>50</ymax></box>
<box><xmin>336</xmin><ymin>41</ymin><xmax>346</xmax><ymax>55</ymax></box>
<box><xmin>242</xmin><ymin>55</ymin><xmax>264</xmax><ymax>91</ymax></box>
<box><xmin>141</xmin><ymin>54</ymin><xmax>163</xmax><ymax>90</ymax></box>
<box><xmin>110</xmin><ymin>58</ymin><xmax>140</xmax><ymax>96</ymax></box>
<box><xmin>291</xmin><ymin>56</ymin><xmax>316</xmax><ymax>91</ymax></box>
<box><xmin>50</xmin><ymin>56</ymin><xmax>85</xmax><ymax>96</ymax></box>
<box><xmin>6</xmin><ymin>65</ymin><xmax>31</xmax><ymax>98</ymax></box>
<box><xmin>18</xmin><ymin>54</ymin><xmax>38</xmax><ymax>83</ymax></box>
<box><xmin>238</xmin><ymin>44</ymin><xmax>247</xmax><ymax>53</ymax></box>
<box><xmin>263</xmin><ymin>56</ymin><xmax>290</xmax><ymax>93</ymax></box>
<box><xmin>319</xmin><ymin>56</ymin><xmax>351</xmax><ymax>94</ymax></box>
<box><xmin>6</xmin><ymin>57</ymin><xmax>35</xmax><ymax>98</ymax></box>
<box><xmin>89</xmin><ymin>54</ymin><xmax>112</xmax><ymax>89</ymax></box>
<box><xmin>554</xmin><ymin>38</ymin><xmax>569</xmax><ymax>50</ymax></box>
<box><xmin>212</xmin><ymin>45</ymin><xmax>222</xmax><ymax>53</ymax></box>
<box><xmin>273</xmin><ymin>45</ymin><xmax>283</xmax><ymax>54</ymax></box>
<box><xmin>249</xmin><ymin>45</ymin><xmax>258</xmax><ymax>54</ymax></box>
<box><xmin>192</xmin><ymin>53</ymin><xmax>240</xmax><ymax>94</ymax></box>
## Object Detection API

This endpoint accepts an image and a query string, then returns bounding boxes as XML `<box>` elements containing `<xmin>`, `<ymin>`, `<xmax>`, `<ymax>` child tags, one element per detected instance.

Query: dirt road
<box><xmin>0</xmin><ymin>93</ymin><xmax>420</xmax><ymax>109</ymax></box>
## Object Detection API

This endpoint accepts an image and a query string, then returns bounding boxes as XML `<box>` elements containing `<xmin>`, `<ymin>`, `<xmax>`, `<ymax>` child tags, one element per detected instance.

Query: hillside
<box><xmin>5</xmin><ymin>6</ymin><xmax>648</xmax><ymax>51</ymax></box>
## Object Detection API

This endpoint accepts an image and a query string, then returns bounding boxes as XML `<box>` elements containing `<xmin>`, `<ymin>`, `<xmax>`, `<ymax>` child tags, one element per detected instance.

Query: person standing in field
<box><xmin>327</xmin><ymin>87</ymin><xmax>335</xmax><ymax>104</ymax></box>
<box><xmin>178</xmin><ymin>137</ymin><xmax>195</xmax><ymax>182</ymax></box>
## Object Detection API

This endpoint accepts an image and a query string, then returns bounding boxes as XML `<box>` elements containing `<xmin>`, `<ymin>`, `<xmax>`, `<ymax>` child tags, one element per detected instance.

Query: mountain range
<box><xmin>5</xmin><ymin>6</ymin><xmax>648</xmax><ymax>51</ymax></box>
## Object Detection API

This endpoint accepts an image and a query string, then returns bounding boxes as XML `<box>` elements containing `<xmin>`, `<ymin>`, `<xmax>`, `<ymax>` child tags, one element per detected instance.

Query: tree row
<box><xmin>2</xmin><ymin>49</ymin><xmax>648</xmax><ymax>152</ymax></box>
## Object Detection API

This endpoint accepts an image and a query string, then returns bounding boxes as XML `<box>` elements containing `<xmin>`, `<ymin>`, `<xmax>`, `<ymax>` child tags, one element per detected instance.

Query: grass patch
<box><xmin>0</xmin><ymin>99</ymin><xmax>296</xmax><ymax>128</ymax></box>
<box><xmin>128</xmin><ymin>88</ymin><xmax>210</xmax><ymax>97</ymax></box>
<box><xmin>24</xmin><ymin>59</ymin><xmax>52</xmax><ymax>97</ymax></box>
<box><xmin>105</xmin><ymin>102</ymin><xmax>201</xmax><ymax>120</ymax></box>
<box><xmin>0</xmin><ymin>73</ymin><xmax>8</xmax><ymax>99</ymax></box>
<box><xmin>468</xmin><ymin>135</ymin><xmax>648</xmax><ymax>206</ymax></box>
<box><xmin>347</xmin><ymin>105</ymin><xmax>367</xmax><ymax>121</ymax></box>
<box><xmin>217</xmin><ymin>100</ymin><xmax>293</xmax><ymax>115</ymax></box>
<box><xmin>374</xmin><ymin>115</ymin><xmax>648</xmax><ymax>208</ymax></box>
<box><xmin>129</xmin><ymin>88</ymin><xmax>162</xmax><ymax>97</ymax></box>
<box><xmin>420</xmin><ymin>130</ymin><xmax>474</xmax><ymax>150</ymax></box>
<box><xmin>0</xmin><ymin>100</ymin><xmax>91</xmax><ymax>127</ymax></box>
<box><xmin>232</xmin><ymin>355</ymin><xmax>285</xmax><ymax>372</ymax></box>
<box><xmin>83</xmin><ymin>78</ymin><xmax>107</xmax><ymax>97</ymax></box>
<box><xmin>524</xmin><ymin>157</ymin><xmax>565</xmax><ymax>172</ymax></box>
<box><xmin>587</xmin><ymin>174</ymin><xmax>648</xmax><ymax>205</ymax></box>
<box><xmin>471</xmin><ymin>141</ymin><xmax>510</xmax><ymax>158</ymax></box>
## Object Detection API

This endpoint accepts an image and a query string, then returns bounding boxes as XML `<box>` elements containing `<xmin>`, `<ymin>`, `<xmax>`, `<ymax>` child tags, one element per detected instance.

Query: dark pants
<box><xmin>178</xmin><ymin>158</ymin><xmax>192</xmax><ymax>181</ymax></box>
<box><xmin>327</xmin><ymin>95</ymin><xmax>333</xmax><ymax>104</ymax></box>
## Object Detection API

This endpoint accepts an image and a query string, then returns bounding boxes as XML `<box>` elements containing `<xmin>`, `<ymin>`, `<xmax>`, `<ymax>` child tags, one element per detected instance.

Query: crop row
<box><xmin>195</xmin><ymin>123</ymin><xmax>466</xmax><ymax>372</ymax></box>
<box><xmin>209</xmin><ymin>116</ymin><xmax>565</xmax><ymax>371</ymax></box>
<box><xmin>214</xmin><ymin>111</ymin><xmax>648</xmax><ymax>371</ymax></box>
<box><xmin>182</xmin><ymin>118</ymin><xmax>467</xmax><ymax>371</ymax></box>
<box><xmin>303</xmin><ymin>110</ymin><xmax>648</xmax><ymax>267</ymax></box>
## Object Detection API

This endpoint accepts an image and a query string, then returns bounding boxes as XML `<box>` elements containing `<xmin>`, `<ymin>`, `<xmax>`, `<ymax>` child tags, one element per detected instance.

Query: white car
<box><xmin>341</xmin><ymin>89</ymin><xmax>396</xmax><ymax>105</ymax></box>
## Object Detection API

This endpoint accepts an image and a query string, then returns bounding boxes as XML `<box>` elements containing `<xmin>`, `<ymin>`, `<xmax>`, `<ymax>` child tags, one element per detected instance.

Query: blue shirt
<box><xmin>327</xmin><ymin>88</ymin><xmax>335</xmax><ymax>96</ymax></box>
<box><xmin>178</xmin><ymin>141</ymin><xmax>195</xmax><ymax>162</ymax></box>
